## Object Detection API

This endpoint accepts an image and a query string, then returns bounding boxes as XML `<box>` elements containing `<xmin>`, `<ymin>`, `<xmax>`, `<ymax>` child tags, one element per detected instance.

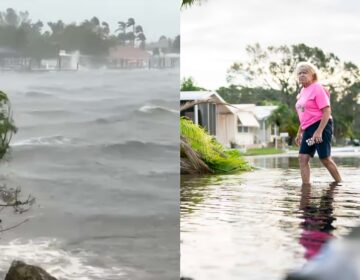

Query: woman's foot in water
<box><xmin>329</xmin><ymin>181</ymin><xmax>342</xmax><ymax>187</ymax></box>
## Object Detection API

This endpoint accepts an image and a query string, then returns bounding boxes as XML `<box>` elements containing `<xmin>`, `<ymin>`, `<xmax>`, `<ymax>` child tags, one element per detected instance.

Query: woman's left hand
<box><xmin>312</xmin><ymin>129</ymin><xmax>323</xmax><ymax>144</ymax></box>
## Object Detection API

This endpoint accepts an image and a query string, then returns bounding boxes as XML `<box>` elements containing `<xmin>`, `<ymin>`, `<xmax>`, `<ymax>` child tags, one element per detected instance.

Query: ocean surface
<box><xmin>0</xmin><ymin>69</ymin><xmax>179</xmax><ymax>280</ymax></box>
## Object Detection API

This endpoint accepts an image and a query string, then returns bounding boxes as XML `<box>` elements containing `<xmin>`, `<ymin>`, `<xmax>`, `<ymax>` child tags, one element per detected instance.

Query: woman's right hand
<box><xmin>295</xmin><ymin>134</ymin><xmax>302</xmax><ymax>146</ymax></box>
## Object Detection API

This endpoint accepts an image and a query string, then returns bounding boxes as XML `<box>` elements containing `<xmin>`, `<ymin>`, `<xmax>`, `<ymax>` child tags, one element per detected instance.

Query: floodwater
<box><xmin>181</xmin><ymin>154</ymin><xmax>360</xmax><ymax>280</ymax></box>
<box><xmin>0</xmin><ymin>69</ymin><xmax>179</xmax><ymax>280</ymax></box>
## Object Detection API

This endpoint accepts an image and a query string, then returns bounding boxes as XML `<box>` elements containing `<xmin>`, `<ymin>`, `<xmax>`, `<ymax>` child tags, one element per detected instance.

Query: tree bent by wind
<box><xmin>0</xmin><ymin>90</ymin><xmax>34</xmax><ymax>233</ymax></box>
<box><xmin>0</xmin><ymin>90</ymin><xmax>17</xmax><ymax>159</ymax></box>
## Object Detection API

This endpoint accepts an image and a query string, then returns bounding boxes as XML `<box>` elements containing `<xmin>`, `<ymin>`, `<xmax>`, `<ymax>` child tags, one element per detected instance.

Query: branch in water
<box><xmin>0</xmin><ymin>218</ymin><xmax>30</xmax><ymax>233</ymax></box>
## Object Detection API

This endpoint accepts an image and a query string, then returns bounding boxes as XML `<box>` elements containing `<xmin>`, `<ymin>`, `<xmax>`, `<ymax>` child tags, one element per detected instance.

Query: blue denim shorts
<box><xmin>299</xmin><ymin>119</ymin><xmax>333</xmax><ymax>159</ymax></box>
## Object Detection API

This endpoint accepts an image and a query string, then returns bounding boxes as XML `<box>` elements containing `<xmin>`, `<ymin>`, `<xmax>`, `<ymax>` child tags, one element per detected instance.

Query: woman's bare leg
<box><xmin>299</xmin><ymin>154</ymin><xmax>311</xmax><ymax>184</ymax></box>
<box><xmin>320</xmin><ymin>156</ymin><xmax>342</xmax><ymax>184</ymax></box>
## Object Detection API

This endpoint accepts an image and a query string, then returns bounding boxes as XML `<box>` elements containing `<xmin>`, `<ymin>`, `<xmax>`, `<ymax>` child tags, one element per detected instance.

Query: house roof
<box><xmin>254</xmin><ymin>106</ymin><xmax>278</xmax><ymax>120</ymax></box>
<box><xmin>232</xmin><ymin>104</ymin><xmax>256</xmax><ymax>111</ymax></box>
<box><xmin>237</xmin><ymin>111</ymin><xmax>260</xmax><ymax>127</ymax></box>
<box><xmin>180</xmin><ymin>91</ymin><xmax>212</xmax><ymax>101</ymax></box>
<box><xmin>180</xmin><ymin>91</ymin><xmax>237</xmax><ymax>114</ymax></box>
<box><xmin>109</xmin><ymin>46</ymin><xmax>151</xmax><ymax>60</ymax></box>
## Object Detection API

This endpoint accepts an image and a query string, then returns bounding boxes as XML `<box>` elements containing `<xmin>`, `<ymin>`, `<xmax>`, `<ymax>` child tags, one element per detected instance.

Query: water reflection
<box><xmin>299</xmin><ymin>184</ymin><xmax>336</xmax><ymax>260</ymax></box>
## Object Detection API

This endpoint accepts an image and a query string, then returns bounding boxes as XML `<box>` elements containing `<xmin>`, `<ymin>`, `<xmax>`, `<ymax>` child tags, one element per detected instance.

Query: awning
<box><xmin>237</xmin><ymin>111</ymin><xmax>260</xmax><ymax>127</ymax></box>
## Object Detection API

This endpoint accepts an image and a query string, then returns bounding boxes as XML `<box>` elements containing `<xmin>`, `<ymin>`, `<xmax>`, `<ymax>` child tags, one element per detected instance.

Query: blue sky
<box><xmin>0</xmin><ymin>0</ymin><xmax>180</xmax><ymax>41</ymax></box>
<box><xmin>181</xmin><ymin>0</ymin><xmax>360</xmax><ymax>90</ymax></box>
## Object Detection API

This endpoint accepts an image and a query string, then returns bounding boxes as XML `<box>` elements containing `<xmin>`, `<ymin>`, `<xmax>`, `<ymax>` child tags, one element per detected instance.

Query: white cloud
<box><xmin>181</xmin><ymin>0</ymin><xmax>360</xmax><ymax>90</ymax></box>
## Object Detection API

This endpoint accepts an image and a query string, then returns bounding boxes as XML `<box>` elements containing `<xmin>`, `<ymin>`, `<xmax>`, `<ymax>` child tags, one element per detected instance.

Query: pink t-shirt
<box><xmin>295</xmin><ymin>82</ymin><xmax>331</xmax><ymax>130</ymax></box>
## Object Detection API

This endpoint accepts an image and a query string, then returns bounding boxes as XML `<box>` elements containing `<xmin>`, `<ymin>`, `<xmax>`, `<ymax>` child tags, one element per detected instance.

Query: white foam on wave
<box><xmin>0</xmin><ymin>238</ymin><xmax>126</xmax><ymax>280</ymax></box>
<box><xmin>11</xmin><ymin>136</ymin><xmax>78</xmax><ymax>147</ymax></box>
<box><xmin>139</xmin><ymin>105</ymin><xmax>178</xmax><ymax>114</ymax></box>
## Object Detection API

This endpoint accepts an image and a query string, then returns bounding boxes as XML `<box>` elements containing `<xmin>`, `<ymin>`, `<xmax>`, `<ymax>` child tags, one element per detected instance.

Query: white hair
<box><xmin>295</xmin><ymin>61</ymin><xmax>320</xmax><ymax>82</ymax></box>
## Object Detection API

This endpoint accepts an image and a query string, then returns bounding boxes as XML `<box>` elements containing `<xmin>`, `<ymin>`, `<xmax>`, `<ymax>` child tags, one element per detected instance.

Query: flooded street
<box><xmin>181</xmin><ymin>155</ymin><xmax>360</xmax><ymax>280</ymax></box>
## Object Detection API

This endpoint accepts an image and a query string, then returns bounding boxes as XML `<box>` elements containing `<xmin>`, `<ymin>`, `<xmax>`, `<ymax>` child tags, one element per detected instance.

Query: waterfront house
<box><xmin>0</xmin><ymin>47</ymin><xmax>30</xmax><ymax>70</ymax></box>
<box><xmin>108</xmin><ymin>46</ymin><xmax>151</xmax><ymax>68</ymax></box>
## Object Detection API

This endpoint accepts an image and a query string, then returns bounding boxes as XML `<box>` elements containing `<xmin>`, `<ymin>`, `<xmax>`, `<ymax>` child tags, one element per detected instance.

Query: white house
<box><xmin>253</xmin><ymin>106</ymin><xmax>279</xmax><ymax>146</ymax></box>
<box><xmin>232</xmin><ymin>104</ymin><xmax>279</xmax><ymax>147</ymax></box>
<box><xmin>232</xmin><ymin>104</ymin><xmax>260</xmax><ymax>146</ymax></box>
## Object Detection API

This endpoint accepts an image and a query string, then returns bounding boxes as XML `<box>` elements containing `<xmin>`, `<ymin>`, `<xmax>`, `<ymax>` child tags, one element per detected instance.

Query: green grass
<box><xmin>241</xmin><ymin>147</ymin><xmax>285</xmax><ymax>156</ymax></box>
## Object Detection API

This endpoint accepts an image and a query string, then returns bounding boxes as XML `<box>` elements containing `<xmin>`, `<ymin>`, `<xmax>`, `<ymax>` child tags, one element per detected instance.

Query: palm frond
<box><xmin>180</xmin><ymin>117</ymin><xmax>252</xmax><ymax>174</ymax></box>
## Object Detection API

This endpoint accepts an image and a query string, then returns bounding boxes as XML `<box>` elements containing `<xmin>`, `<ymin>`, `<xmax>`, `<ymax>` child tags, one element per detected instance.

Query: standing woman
<box><xmin>295</xmin><ymin>62</ymin><xmax>342</xmax><ymax>186</ymax></box>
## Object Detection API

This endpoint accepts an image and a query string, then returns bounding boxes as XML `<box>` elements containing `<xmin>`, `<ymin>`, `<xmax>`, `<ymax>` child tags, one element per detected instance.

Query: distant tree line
<box><xmin>0</xmin><ymin>8</ymin><xmax>180</xmax><ymax>60</ymax></box>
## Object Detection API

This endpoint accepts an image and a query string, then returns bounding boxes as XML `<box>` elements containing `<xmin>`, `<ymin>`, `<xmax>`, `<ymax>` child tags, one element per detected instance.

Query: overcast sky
<box><xmin>181</xmin><ymin>0</ymin><xmax>360</xmax><ymax>90</ymax></box>
<box><xmin>0</xmin><ymin>0</ymin><xmax>179</xmax><ymax>41</ymax></box>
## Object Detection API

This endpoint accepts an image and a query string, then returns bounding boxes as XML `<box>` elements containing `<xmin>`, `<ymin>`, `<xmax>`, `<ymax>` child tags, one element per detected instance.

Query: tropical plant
<box><xmin>180</xmin><ymin>117</ymin><xmax>252</xmax><ymax>174</ymax></box>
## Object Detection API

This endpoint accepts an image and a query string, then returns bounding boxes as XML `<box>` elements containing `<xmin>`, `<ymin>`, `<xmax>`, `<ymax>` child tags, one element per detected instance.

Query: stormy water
<box><xmin>181</xmin><ymin>154</ymin><xmax>360</xmax><ymax>280</ymax></box>
<box><xmin>0</xmin><ymin>69</ymin><xmax>179</xmax><ymax>280</ymax></box>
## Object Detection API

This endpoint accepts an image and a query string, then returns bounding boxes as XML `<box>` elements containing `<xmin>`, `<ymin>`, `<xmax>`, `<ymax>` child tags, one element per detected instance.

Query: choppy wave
<box><xmin>102</xmin><ymin>140</ymin><xmax>177</xmax><ymax>153</ymax></box>
<box><xmin>24</xmin><ymin>91</ymin><xmax>54</xmax><ymax>98</ymax></box>
<box><xmin>26</xmin><ymin>110</ymin><xmax>76</xmax><ymax>117</ymax></box>
<box><xmin>10</xmin><ymin>139</ymin><xmax>177</xmax><ymax>158</ymax></box>
<box><xmin>11</xmin><ymin>136</ymin><xmax>81</xmax><ymax>146</ymax></box>
<box><xmin>94</xmin><ymin>105</ymin><xmax>178</xmax><ymax>123</ymax></box>
<box><xmin>0</xmin><ymin>238</ymin><xmax>126</xmax><ymax>280</ymax></box>
<box><xmin>138</xmin><ymin>105</ymin><xmax>178</xmax><ymax>114</ymax></box>
<box><xmin>94</xmin><ymin>116</ymin><xmax>123</xmax><ymax>124</ymax></box>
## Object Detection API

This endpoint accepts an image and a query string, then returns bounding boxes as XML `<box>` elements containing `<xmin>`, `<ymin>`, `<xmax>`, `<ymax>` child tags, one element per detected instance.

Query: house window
<box><xmin>238</xmin><ymin>126</ymin><xmax>249</xmax><ymax>133</ymax></box>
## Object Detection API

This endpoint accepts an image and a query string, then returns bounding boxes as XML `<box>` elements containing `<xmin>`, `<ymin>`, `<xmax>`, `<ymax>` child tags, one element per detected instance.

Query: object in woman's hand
<box><xmin>306</xmin><ymin>138</ymin><xmax>315</xmax><ymax>146</ymax></box>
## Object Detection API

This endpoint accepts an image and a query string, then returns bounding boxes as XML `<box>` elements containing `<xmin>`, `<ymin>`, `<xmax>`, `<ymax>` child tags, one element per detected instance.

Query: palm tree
<box><xmin>116</xmin><ymin>21</ymin><xmax>126</xmax><ymax>32</ymax></box>
<box><xmin>101</xmin><ymin>21</ymin><xmax>110</xmax><ymax>38</ymax></box>
<box><xmin>135</xmin><ymin>25</ymin><xmax>143</xmax><ymax>34</ymax></box>
<box><xmin>134</xmin><ymin>25</ymin><xmax>146</xmax><ymax>49</ymax></box>
<box><xmin>90</xmin><ymin>16</ymin><xmax>100</xmax><ymax>27</ymax></box>
<box><xmin>136</xmin><ymin>33</ymin><xmax>146</xmax><ymax>49</ymax></box>
<box><xmin>116</xmin><ymin>21</ymin><xmax>127</xmax><ymax>45</ymax></box>
<box><xmin>126</xmin><ymin>32</ymin><xmax>135</xmax><ymax>46</ymax></box>
<box><xmin>90</xmin><ymin>16</ymin><xmax>101</xmax><ymax>35</ymax></box>
<box><xmin>126</xmin><ymin>18</ymin><xmax>135</xmax><ymax>47</ymax></box>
